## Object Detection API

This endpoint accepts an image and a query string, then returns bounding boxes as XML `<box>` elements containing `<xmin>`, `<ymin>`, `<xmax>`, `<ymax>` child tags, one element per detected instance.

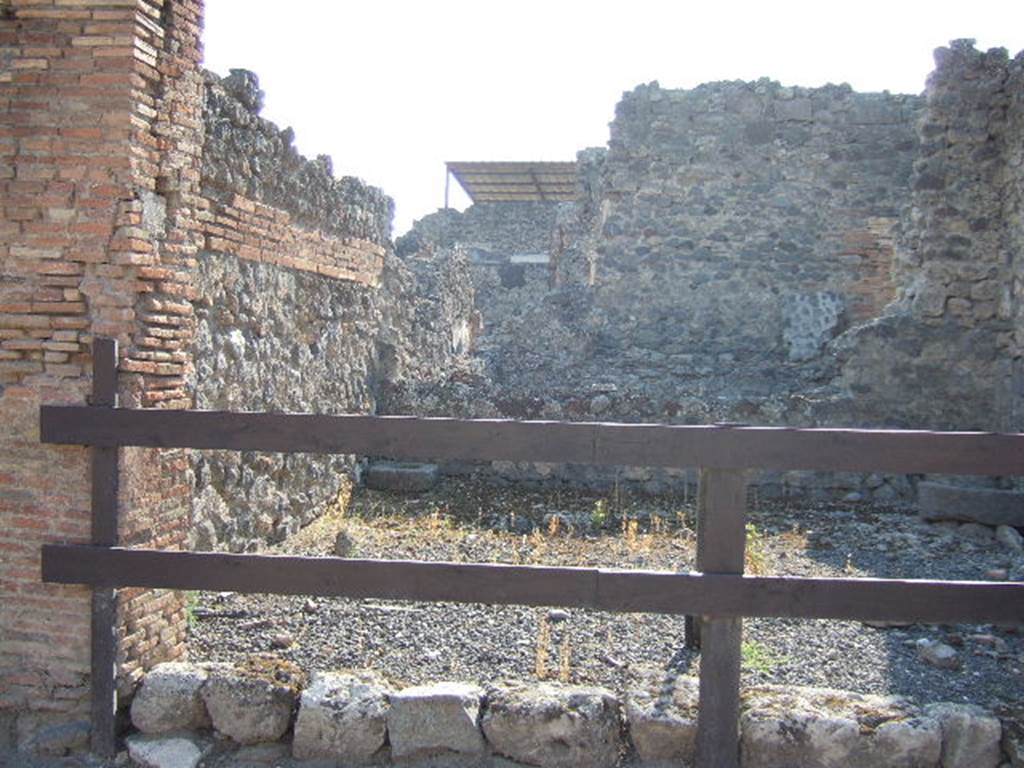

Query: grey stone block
<box><xmin>918</xmin><ymin>482</ymin><xmax>1024</xmax><ymax>527</ymax></box>
<box><xmin>126</xmin><ymin>734</ymin><xmax>209</xmax><ymax>768</ymax></box>
<box><xmin>201</xmin><ymin>663</ymin><xmax>295</xmax><ymax>745</ymax></box>
<box><xmin>364</xmin><ymin>461</ymin><xmax>440</xmax><ymax>492</ymax></box>
<box><xmin>924</xmin><ymin>703</ymin><xmax>1002</xmax><ymax>768</ymax></box>
<box><xmin>292</xmin><ymin>671</ymin><xmax>390</xmax><ymax>764</ymax></box>
<box><xmin>741</xmin><ymin>686</ymin><xmax>941</xmax><ymax>768</ymax></box>
<box><xmin>482</xmin><ymin>683</ymin><xmax>621</xmax><ymax>768</ymax></box>
<box><xmin>387</xmin><ymin>682</ymin><xmax>485</xmax><ymax>761</ymax></box>
<box><xmin>131</xmin><ymin>662</ymin><xmax>210</xmax><ymax>734</ymax></box>
<box><xmin>624</xmin><ymin>671</ymin><xmax>698</xmax><ymax>764</ymax></box>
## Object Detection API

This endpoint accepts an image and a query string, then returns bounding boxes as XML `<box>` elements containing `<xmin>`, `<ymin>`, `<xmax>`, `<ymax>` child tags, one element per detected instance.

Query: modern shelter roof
<box><xmin>446</xmin><ymin>161</ymin><xmax>577</xmax><ymax>203</ymax></box>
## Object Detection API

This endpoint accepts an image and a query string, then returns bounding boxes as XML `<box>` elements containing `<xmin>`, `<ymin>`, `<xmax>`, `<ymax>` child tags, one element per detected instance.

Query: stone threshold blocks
<box><xmin>126</xmin><ymin>661</ymin><xmax>1013</xmax><ymax>768</ymax></box>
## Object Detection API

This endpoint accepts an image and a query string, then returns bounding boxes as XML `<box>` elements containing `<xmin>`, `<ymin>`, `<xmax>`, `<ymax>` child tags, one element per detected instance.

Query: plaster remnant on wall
<box><xmin>140</xmin><ymin>190</ymin><xmax>168</xmax><ymax>240</ymax></box>
<box><xmin>783</xmin><ymin>292</ymin><xmax>845</xmax><ymax>362</ymax></box>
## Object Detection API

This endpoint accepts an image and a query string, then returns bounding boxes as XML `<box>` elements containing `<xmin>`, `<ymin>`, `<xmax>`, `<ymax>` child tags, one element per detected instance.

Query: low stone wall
<box><xmin>123</xmin><ymin>661</ymin><xmax>1016</xmax><ymax>768</ymax></box>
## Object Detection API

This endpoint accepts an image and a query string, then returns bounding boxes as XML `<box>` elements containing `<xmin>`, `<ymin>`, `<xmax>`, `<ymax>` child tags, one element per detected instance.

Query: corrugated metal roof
<box><xmin>447</xmin><ymin>161</ymin><xmax>577</xmax><ymax>203</ymax></box>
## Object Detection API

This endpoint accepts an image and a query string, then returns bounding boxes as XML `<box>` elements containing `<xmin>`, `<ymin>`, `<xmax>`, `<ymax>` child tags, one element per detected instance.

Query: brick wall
<box><xmin>201</xmin><ymin>192</ymin><xmax>385</xmax><ymax>286</ymax></box>
<box><xmin>0</xmin><ymin>0</ymin><xmax>203</xmax><ymax>751</ymax></box>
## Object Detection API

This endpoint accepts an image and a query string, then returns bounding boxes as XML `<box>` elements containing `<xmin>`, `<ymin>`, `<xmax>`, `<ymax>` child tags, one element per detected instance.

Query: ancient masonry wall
<box><xmin>404</xmin><ymin>81</ymin><xmax>922</xmax><ymax>427</ymax></box>
<box><xmin>1011</xmin><ymin>54</ymin><xmax>1024</xmax><ymax>437</ymax></box>
<box><xmin>826</xmin><ymin>43</ymin><xmax>1023</xmax><ymax>434</ymax></box>
<box><xmin>400</xmin><ymin>43</ymin><xmax>1024</xmax><ymax>500</ymax></box>
<box><xmin>0</xmin><ymin>1</ymin><xmax>474</xmax><ymax>750</ymax></box>
<box><xmin>0</xmin><ymin>0</ymin><xmax>203</xmax><ymax>751</ymax></box>
<box><xmin>191</xmin><ymin>69</ymin><xmax>473</xmax><ymax>553</ymax></box>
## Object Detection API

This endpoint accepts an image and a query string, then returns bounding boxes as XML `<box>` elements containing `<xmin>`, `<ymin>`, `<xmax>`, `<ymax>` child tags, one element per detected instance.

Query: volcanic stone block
<box><xmin>201</xmin><ymin>663</ymin><xmax>295</xmax><ymax>745</ymax></box>
<box><xmin>131</xmin><ymin>662</ymin><xmax>210</xmax><ymax>734</ymax></box>
<box><xmin>482</xmin><ymin>683</ymin><xmax>622</xmax><ymax>768</ymax></box>
<box><xmin>126</xmin><ymin>734</ymin><xmax>208</xmax><ymax>768</ymax></box>
<box><xmin>924</xmin><ymin>703</ymin><xmax>1002</xmax><ymax>768</ymax></box>
<box><xmin>740</xmin><ymin>685</ymin><xmax>941</xmax><ymax>768</ymax></box>
<box><xmin>387</xmin><ymin>682</ymin><xmax>485</xmax><ymax>761</ymax></box>
<box><xmin>625</xmin><ymin>671</ymin><xmax>699</xmax><ymax>764</ymax></box>
<box><xmin>292</xmin><ymin>671</ymin><xmax>390</xmax><ymax>764</ymax></box>
<box><xmin>918</xmin><ymin>482</ymin><xmax>1024</xmax><ymax>527</ymax></box>
<box><xmin>364</xmin><ymin>461</ymin><xmax>440</xmax><ymax>492</ymax></box>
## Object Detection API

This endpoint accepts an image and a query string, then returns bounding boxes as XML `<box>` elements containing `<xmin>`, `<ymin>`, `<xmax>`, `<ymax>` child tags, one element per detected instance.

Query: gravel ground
<box><xmin>189</xmin><ymin>478</ymin><xmax>1024</xmax><ymax>711</ymax></box>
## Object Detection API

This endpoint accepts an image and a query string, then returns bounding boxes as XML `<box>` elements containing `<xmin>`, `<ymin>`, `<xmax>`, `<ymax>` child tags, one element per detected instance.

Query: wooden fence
<box><xmin>39</xmin><ymin>339</ymin><xmax>1024</xmax><ymax>765</ymax></box>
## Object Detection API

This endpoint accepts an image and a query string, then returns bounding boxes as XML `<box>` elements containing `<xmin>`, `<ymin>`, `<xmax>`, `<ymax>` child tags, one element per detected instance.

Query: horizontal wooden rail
<box><xmin>39</xmin><ymin>405</ymin><xmax>1024</xmax><ymax>475</ymax></box>
<box><xmin>41</xmin><ymin>545</ymin><xmax>1024</xmax><ymax>625</ymax></box>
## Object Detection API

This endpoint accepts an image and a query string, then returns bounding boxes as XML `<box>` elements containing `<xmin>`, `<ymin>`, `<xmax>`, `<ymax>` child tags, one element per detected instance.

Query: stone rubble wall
<box><xmin>202</xmin><ymin>69</ymin><xmax>392</xmax><ymax>246</ymax></box>
<box><xmin>123</xmin><ymin>661</ymin><xmax>1016</xmax><ymax>768</ymax></box>
<box><xmin>1012</xmin><ymin>57</ymin><xmax>1024</xmax><ymax>440</ymax></box>
<box><xmin>398</xmin><ymin>42</ymin><xmax>1024</xmax><ymax>503</ymax></box>
<box><xmin>191</xmin><ymin>69</ymin><xmax>474</xmax><ymax>553</ymax></box>
<box><xmin>190</xmin><ymin>247</ymin><xmax>472</xmax><ymax>552</ymax></box>
<box><xmin>404</xmin><ymin>81</ymin><xmax>921</xmax><ymax>422</ymax></box>
<box><xmin>826</xmin><ymin>42</ymin><xmax>1023</xmax><ymax>434</ymax></box>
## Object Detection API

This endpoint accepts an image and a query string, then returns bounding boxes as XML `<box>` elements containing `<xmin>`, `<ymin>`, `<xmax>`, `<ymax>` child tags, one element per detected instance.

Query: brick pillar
<box><xmin>0</xmin><ymin>0</ymin><xmax>204</xmax><ymax>753</ymax></box>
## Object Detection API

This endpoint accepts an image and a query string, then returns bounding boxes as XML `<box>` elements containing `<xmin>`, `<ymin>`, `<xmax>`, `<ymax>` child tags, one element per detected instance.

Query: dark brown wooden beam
<box><xmin>40</xmin><ymin>406</ymin><xmax>1024</xmax><ymax>476</ymax></box>
<box><xmin>41</xmin><ymin>546</ymin><xmax>1024</xmax><ymax>624</ymax></box>
<box><xmin>88</xmin><ymin>338</ymin><xmax>118</xmax><ymax>759</ymax></box>
<box><xmin>695</xmin><ymin>469</ymin><xmax>748</xmax><ymax>768</ymax></box>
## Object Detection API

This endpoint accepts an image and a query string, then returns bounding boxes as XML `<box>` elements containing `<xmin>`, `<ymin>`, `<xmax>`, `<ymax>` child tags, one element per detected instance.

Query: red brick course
<box><xmin>201</xmin><ymin>193</ymin><xmax>385</xmax><ymax>286</ymax></box>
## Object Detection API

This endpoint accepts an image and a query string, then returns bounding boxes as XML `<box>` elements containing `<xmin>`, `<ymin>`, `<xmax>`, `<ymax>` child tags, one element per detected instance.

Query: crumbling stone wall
<box><xmin>191</xmin><ymin>248</ymin><xmax>471</xmax><ymax>552</ymax></box>
<box><xmin>399</xmin><ymin>44</ymin><xmax>1024</xmax><ymax>500</ymax></box>
<box><xmin>1011</xmin><ymin>58</ymin><xmax>1024</xmax><ymax>437</ymax></box>
<box><xmin>404</xmin><ymin>81</ymin><xmax>922</xmax><ymax>428</ymax></box>
<box><xmin>191</xmin><ymin>70</ymin><xmax>473</xmax><ymax>553</ymax></box>
<box><xmin>396</xmin><ymin>202</ymin><xmax>566</xmax><ymax>377</ymax></box>
<box><xmin>825</xmin><ymin>42</ymin><xmax>1022</xmax><ymax>433</ymax></box>
<box><xmin>397</xmin><ymin>200</ymin><xmax>559</xmax><ymax>260</ymax></box>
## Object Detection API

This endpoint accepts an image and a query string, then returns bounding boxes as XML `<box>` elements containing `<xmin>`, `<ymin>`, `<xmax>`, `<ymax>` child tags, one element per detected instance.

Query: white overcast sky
<box><xmin>203</xmin><ymin>1</ymin><xmax>1024</xmax><ymax>236</ymax></box>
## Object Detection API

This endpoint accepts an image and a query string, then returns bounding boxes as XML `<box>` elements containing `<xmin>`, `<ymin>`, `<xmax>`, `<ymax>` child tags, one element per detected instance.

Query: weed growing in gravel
<box><xmin>676</xmin><ymin>507</ymin><xmax>692</xmax><ymax>529</ymax></box>
<box><xmin>742</xmin><ymin>639</ymin><xmax>786</xmax><ymax>673</ymax></box>
<box><xmin>185</xmin><ymin>591</ymin><xmax>199</xmax><ymax>630</ymax></box>
<box><xmin>745</xmin><ymin>523</ymin><xmax>768</xmax><ymax>575</ymax></box>
<box><xmin>426</xmin><ymin>507</ymin><xmax>452</xmax><ymax>531</ymax></box>
<box><xmin>559</xmin><ymin>634</ymin><xmax>572</xmax><ymax>683</ymax></box>
<box><xmin>591</xmin><ymin>498</ymin><xmax>610</xmax><ymax>530</ymax></box>
<box><xmin>528</xmin><ymin>528</ymin><xmax>547</xmax><ymax>557</ymax></box>
<box><xmin>623</xmin><ymin>518</ymin><xmax>639</xmax><ymax>548</ymax></box>
<box><xmin>778</xmin><ymin>528</ymin><xmax>809</xmax><ymax>550</ymax></box>
<box><xmin>535</xmin><ymin>614</ymin><xmax>551</xmax><ymax>679</ymax></box>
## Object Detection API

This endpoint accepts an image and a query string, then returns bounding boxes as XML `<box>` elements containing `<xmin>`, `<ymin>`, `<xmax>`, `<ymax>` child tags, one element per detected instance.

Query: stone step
<box><xmin>364</xmin><ymin>461</ymin><xmax>440</xmax><ymax>493</ymax></box>
<box><xmin>918</xmin><ymin>481</ymin><xmax>1024</xmax><ymax>527</ymax></box>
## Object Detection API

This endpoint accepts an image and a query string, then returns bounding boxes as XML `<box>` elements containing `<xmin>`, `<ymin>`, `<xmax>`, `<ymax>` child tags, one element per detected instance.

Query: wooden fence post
<box><xmin>89</xmin><ymin>338</ymin><xmax>119</xmax><ymax>757</ymax></box>
<box><xmin>694</xmin><ymin>467</ymin><xmax>747</xmax><ymax>768</ymax></box>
